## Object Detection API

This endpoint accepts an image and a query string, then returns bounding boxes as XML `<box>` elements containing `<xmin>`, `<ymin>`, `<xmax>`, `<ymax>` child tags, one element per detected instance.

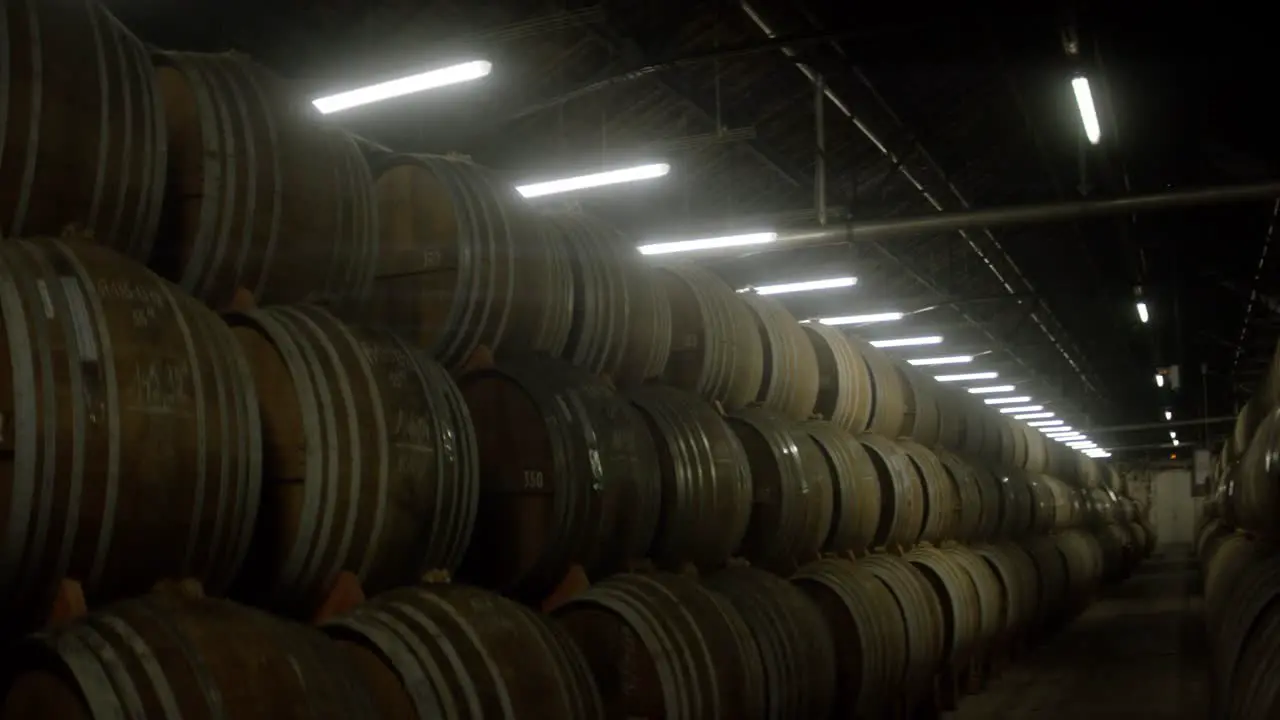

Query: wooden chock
<box><xmin>151</xmin><ymin>577</ymin><xmax>206</xmax><ymax>601</ymax></box>
<box><xmin>311</xmin><ymin>571</ymin><xmax>365</xmax><ymax>625</ymax></box>
<box><xmin>626</xmin><ymin>558</ymin><xmax>657</xmax><ymax>574</ymax></box>
<box><xmin>44</xmin><ymin>578</ymin><xmax>87</xmax><ymax>630</ymax></box>
<box><xmin>458</xmin><ymin>345</ymin><xmax>495</xmax><ymax>376</ymax></box>
<box><xmin>228</xmin><ymin>287</ymin><xmax>257</xmax><ymax>313</ymax></box>
<box><xmin>541</xmin><ymin>564</ymin><xmax>589</xmax><ymax>614</ymax></box>
<box><xmin>421</xmin><ymin>568</ymin><xmax>452</xmax><ymax>584</ymax></box>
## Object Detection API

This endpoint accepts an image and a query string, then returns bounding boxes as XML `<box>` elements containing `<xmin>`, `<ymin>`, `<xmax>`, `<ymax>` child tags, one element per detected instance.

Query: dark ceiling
<box><xmin>105</xmin><ymin>0</ymin><xmax>1280</xmax><ymax>460</ymax></box>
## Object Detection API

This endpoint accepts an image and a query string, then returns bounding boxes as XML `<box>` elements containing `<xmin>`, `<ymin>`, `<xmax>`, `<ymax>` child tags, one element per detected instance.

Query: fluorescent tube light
<box><xmin>1137</xmin><ymin>302</ymin><xmax>1149</xmax><ymax>323</ymax></box>
<box><xmin>985</xmin><ymin>396</ymin><xmax>1032</xmax><ymax>405</ymax></box>
<box><xmin>871</xmin><ymin>336</ymin><xmax>943</xmax><ymax>348</ymax></box>
<box><xmin>746</xmin><ymin>276</ymin><xmax>856</xmax><ymax>295</ymax></box>
<box><xmin>1028</xmin><ymin>420</ymin><xmax>1064</xmax><ymax>427</ymax></box>
<box><xmin>968</xmin><ymin>385</ymin><xmax>1015</xmax><ymax>394</ymax></box>
<box><xmin>818</xmin><ymin>312</ymin><xmax>905</xmax><ymax>326</ymax></box>
<box><xmin>1165</xmin><ymin>410</ymin><xmax>1173</xmax><ymax>421</ymax></box>
<box><xmin>908</xmin><ymin>356</ymin><xmax>972</xmax><ymax>366</ymax></box>
<box><xmin>522</xmin><ymin>162</ymin><xmax>671</xmax><ymax>199</ymax></box>
<box><xmin>935</xmin><ymin>372</ymin><xmax>998</xmax><ymax>382</ymax></box>
<box><xmin>1014</xmin><ymin>412</ymin><xmax>1054</xmax><ymax>420</ymax></box>
<box><xmin>1072</xmin><ymin>76</ymin><xmax>1101</xmax><ymax>145</ymax></box>
<box><xmin>1000</xmin><ymin>405</ymin><xmax>1043</xmax><ymax>414</ymax></box>
<box><xmin>639</xmin><ymin>230</ymin><xmax>774</xmax><ymax>256</ymax></box>
<box><xmin>313</xmin><ymin>60</ymin><xmax>493</xmax><ymax>114</ymax></box>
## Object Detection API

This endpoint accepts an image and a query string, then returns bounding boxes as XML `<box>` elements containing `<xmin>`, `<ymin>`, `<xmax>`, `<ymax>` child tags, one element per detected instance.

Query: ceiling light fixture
<box><xmin>1000</xmin><ymin>405</ymin><xmax>1043</xmax><ymax>414</ymax></box>
<box><xmin>1069</xmin><ymin>441</ymin><xmax>1098</xmax><ymax>450</ymax></box>
<box><xmin>871</xmin><ymin>335</ymin><xmax>943</xmax><ymax>348</ymax></box>
<box><xmin>745</xmin><ymin>276</ymin><xmax>857</xmax><ymax>295</ymax></box>
<box><xmin>1087</xmin><ymin>450</ymin><xmax>1112</xmax><ymax>458</ymax></box>
<box><xmin>639</xmin><ymin>229</ymin><xmax>773</xmax><ymax>256</ymax></box>
<box><xmin>936</xmin><ymin>372</ymin><xmax>999</xmax><ymax>382</ymax></box>
<box><xmin>1155</xmin><ymin>373</ymin><xmax>1165</xmax><ymax>388</ymax></box>
<box><xmin>985</xmin><ymin>396</ymin><xmax>1032</xmax><ymax>405</ymax></box>
<box><xmin>313</xmin><ymin>60</ymin><xmax>493</xmax><ymax>114</ymax></box>
<box><xmin>1055</xmin><ymin>434</ymin><xmax>1085</xmax><ymax>442</ymax></box>
<box><xmin>1072</xmin><ymin>75</ymin><xmax>1102</xmax><ymax>145</ymax></box>
<box><xmin>1028</xmin><ymin>420</ymin><xmax>1064</xmax><ymax>427</ymax></box>
<box><xmin>522</xmin><ymin>162</ymin><xmax>671</xmax><ymax>199</ymax></box>
<box><xmin>1136</xmin><ymin>301</ymin><xmax>1150</xmax><ymax>324</ymax></box>
<box><xmin>1044</xmin><ymin>427</ymin><xmax>1075</xmax><ymax>435</ymax></box>
<box><xmin>817</xmin><ymin>312</ymin><xmax>905</xmax><ymax>326</ymax></box>
<box><xmin>1165</xmin><ymin>410</ymin><xmax>1173</xmax><ymax>421</ymax></box>
<box><xmin>1173</xmin><ymin>438</ymin><xmax>1181</xmax><ymax>447</ymax></box>
<box><xmin>908</xmin><ymin>355</ymin><xmax>972</xmax><ymax>366</ymax></box>
<box><xmin>968</xmin><ymin>385</ymin><xmax>1016</xmax><ymax>394</ymax></box>
<box><xmin>1014</xmin><ymin>412</ymin><xmax>1055</xmax><ymax>420</ymax></box>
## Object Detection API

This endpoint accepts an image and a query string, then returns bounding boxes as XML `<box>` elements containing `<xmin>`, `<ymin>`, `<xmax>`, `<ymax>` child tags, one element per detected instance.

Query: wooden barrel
<box><xmin>728</xmin><ymin>409</ymin><xmax>833</xmax><ymax>569</ymax></box>
<box><xmin>848</xmin><ymin>337</ymin><xmax>907</xmax><ymax>437</ymax></box>
<box><xmin>740</xmin><ymin>294</ymin><xmax>820</xmax><ymax>420</ymax></box>
<box><xmin>1030</xmin><ymin>474</ymin><xmax>1080</xmax><ymax>531</ymax></box>
<box><xmin>971</xmin><ymin>543</ymin><xmax>1039</xmax><ymax>635</ymax></box>
<box><xmin>903</xmin><ymin>548</ymin><xmax>981</xmax><ymax>666</ymax></box>
<box><xmin>1025</xmin><ymin>474</ymin><xmax>1057</xmax><ymax>534</ymax></box>
<box><xmin>971</xmin><ymin>466</ymin><xmax>1006</xmax><ymax>541</ymax></box>
<box><xmin>793</xmin><ymin>558</ymin><xmax>908</xmax><ymax>717</ymax></box>
<box><xmin>705</xmin><ymin>568</ymin><xmax>836</xmax><ymax>719</ymax></box>
<box><xmin>959</xmin><ymin>397</ymin><xmax>991</xmax><ymax>460</ymax></box>
<box><xmin>1004</xmin><ymin>419</ymin><xmax>1028</xmax><ymax>469</ymax></box>
<box><xmin>612</xmin><ymin>263</ymin><xmax>672</xmax><ymax>387</ymax></box>
<box><xmin>802</xmin><ymin>324</ymin><xmax>873</xmax><ymax>432</ymax></box>
<box><xmin>658</xmin><ymin>264</ymin><xmax>763</xmax><ymax>409</ymax></box>
<box><xmin>897</xmin><ymin>439</ymin><xmax>957</xmax><ymax>543</ymax></box>
<box><xmin>934</xmin><ymin>449</ymin><xmax>984</xmax><ymax>541</ymax></box>
<box><xmin>326</xmin><ymin>583</ymin><xmax>603</xmax><ymax>719</ymax></box>
<box><xmin>1022</xmin><ymin>536</ymin><xmax>1070</xmax><ymax>623</ymax></box>
<box><xmin>629</xmin><ymin>385</ymin><xmax>753</xmax><ymax>568</ymax></box>
<box><xmin>1</xmin><ymin>0</ymin><xmax>164</xmax><ymax>258</ymax></box>
<box><xmin>0</xmin><ymin>239</ymin><xmax>260</xmax><ymax>634</ymax></box>
<box><xmin>859</xmin><ymin>434</ymin><xmax>926</xmax><ymax>547</ymax></box>
<box><xmin>860</xmin><ymin>555</ymin><xmax>946</xmax><ymax>698</ymax></box>
<box><xmin>152</xmin><ymin>52</ymin><xmax>377</xmax><ymax>309</ymax></box>
<box><xmin>228</xmin><ymin>305</ymin><xmax>477</xmax><ymax>615</ymax></box>
<box><xmin>0</xmin><ymin>592</ymin><xmax>378</xmax><ymax>719</ymax></box>
<box><xmin>1232</xmin><ymin>395</ymin><xmax>1268</xmax><ymax>458</ymax></box>
<box><xmin>897</xmin><ymin>365</ymin><xmax>942</xmax><ymax>447</ymax></box>
<box><xmin>1215</xmin><ymin>556</ymin><xmax>1280</xmax><ymax>719</ymax></box>
<box><xmin>360</xmin><ymin>155</ymin><xmax>547</xmax><ymax>368</ymax></box>
<box><xmin>1021</xmin><ymin>424</ymin><xmax>1049</xmax><ymax>473</ymax></box>
<box><xmin>943</xmin><ymin>547</ymin><xmax>1005</xmax><ymax>650</ymax></box>
<box><xmin>1204</xmin><ymin>532</ymin><xmax>1275</xmax><ymax>638</ymax></box>
<box><xmin>456</xmin><ymin>357</ymin><xmax>660</xmax><ymax>600</ymax></box>
<box><xmin>933</xmin><ymin>385</ymin><xmax>966</xmax><ymax>451</ymax></box>
<box><xmin>997</xmin><ymin>469</ymin><xmax>1036</xmax><ymax>538</ymax></box>
<box><xmin>1055</xmin><ymin>531</ymin><xmax>1105</xmax><ymax>599</ymax></box>
<box><xmin>1076</xmin><ymin>455</ymin><xmax>1103</xmax><ymax>489</ymax></box>
<box><xmin>802</xmin><ymin>422</ymin><xmax>881</xmax><ymax>553</ymax></box>
<box><xmin>547</xmin><ymin>212</ymin><xmax>634</xmax><ymax>375</ymax></box>
<box><xmin>1234</xmin><ymin>406</ymin><xmax>1280</xmax><ymax>540</ymax></box>
<box><xmin>554</xmin><ymin>573</ymin><xmax>765</xmax><ymax>719</ymax></box>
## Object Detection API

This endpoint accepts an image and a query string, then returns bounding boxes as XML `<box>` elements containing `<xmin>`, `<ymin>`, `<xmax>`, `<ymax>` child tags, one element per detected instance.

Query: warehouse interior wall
<box><xmin>1152</xmin><ymin>468</ymin><xmax>1197</xmax><ymax>545</ymax></box>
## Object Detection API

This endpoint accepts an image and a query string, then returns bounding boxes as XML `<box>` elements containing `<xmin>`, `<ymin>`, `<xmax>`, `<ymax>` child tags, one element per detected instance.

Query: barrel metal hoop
<box><xmin>9</xmin><ymin>0</ymin><xmax>44</xmax><ymax>237</ymax></box>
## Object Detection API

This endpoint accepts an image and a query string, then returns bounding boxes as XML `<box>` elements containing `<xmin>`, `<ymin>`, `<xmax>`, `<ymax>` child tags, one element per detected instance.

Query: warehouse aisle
<box><xmin>953</xmin><ymin>546</ymin><xmax>1209</xmax><ymax>719</ymax></box>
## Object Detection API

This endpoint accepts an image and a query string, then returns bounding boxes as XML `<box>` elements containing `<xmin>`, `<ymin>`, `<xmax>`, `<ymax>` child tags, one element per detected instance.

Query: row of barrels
<box><xmin>3</xmin><ymin>0</ymin><xmax>1124</xmax><ymax>497</ymax></box>
<box><xmin>0</xmin><ymin>236</ymin><xmax>1132</xmax><ymax>637</ymax></box>
<box><xmin>2</xmin><ymin>527</ymin><xmax>1144</xmax><ymax>719</ymax></box>
<box><xmin>1198</xmin><ymin>519</ymin><xmax>1280</xmax><ymax>718</ymax></box>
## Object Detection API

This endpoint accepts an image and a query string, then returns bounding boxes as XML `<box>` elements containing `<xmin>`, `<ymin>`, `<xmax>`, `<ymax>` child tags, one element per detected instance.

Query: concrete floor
<box><xmin>953</xmin><ymin>546</ymin><xmax>1210</xmax><ymax>720</ymax></box>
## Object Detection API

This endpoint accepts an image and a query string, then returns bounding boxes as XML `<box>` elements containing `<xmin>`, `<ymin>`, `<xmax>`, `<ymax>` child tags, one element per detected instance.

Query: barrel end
<box><xmin>42</xmin><ymin>579</ymin><xmax>87</xmax><ymax>631</ymax></box>
<box><xmin>311</xmin><ymin>571</ymin><xmax>365</xmax><ymax>625</ymax></box>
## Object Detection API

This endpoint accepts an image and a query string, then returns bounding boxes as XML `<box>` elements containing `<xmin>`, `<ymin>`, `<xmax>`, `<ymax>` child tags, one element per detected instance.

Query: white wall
<box><xmin>1151</xmin><ymin>468</ymin><xmax>1197</xmax><ymax>545</ymax></box>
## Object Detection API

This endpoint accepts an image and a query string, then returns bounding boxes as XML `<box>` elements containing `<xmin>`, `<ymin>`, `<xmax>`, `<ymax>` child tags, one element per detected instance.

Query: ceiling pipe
<box><xmin>771</xmin><ymin>182</ymin><xmax>1280</xmax><ymax>247</ymax></box>
<box><xmin>740</xmin><ymin>0</ymin><xmax>1099</xmax><ymax>399</ymax></box>
<box><xmin>1080</xmin><ymin>415</ymin><xmax>1235</xmax><ymax>434</ymax></box>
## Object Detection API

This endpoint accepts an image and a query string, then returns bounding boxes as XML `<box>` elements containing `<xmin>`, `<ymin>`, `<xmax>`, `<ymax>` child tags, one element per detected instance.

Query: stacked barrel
<box><xmin>0</xmin><ymin>1</ymin><xmax>1149</xmax><ymax>717</ymax></box>
<box><xmin>1197</xmin><ymin>343</ymin><xmax>1280</xmax><ymax>719</ymax></box>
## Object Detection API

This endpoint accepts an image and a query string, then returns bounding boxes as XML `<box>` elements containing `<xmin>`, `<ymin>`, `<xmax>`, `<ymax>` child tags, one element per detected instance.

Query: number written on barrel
<box><xmin>523</xmin><ymin>469</ymin><xmax>545</xmax><ymax>490</ymax></box>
